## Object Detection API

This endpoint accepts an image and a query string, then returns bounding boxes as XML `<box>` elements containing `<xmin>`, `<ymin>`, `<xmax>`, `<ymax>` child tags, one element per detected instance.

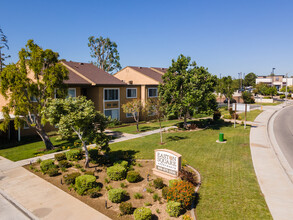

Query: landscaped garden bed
<box><xmin>25</xmin><ymin>149</ymin><xmax>200</xmax><ymax>220</ymax></box>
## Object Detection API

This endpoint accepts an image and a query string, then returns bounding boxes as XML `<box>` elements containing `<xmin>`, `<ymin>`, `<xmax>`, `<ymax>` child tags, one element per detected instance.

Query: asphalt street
<box><xmin>274</xmin><ymin>105</ymin><xmax>293</xmax><ymax>169</ymax></box>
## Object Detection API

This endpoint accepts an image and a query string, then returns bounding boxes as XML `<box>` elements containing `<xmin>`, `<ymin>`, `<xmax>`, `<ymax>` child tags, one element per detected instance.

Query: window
<box><xmin>67</xmin><ymin>88</ymin><xmax>76</xmax><ymax>98</ymax></box>
<box><xmin>104</xmin><ymin>89</ymin><xmax>119</xmax><ymax>101</ymax></box>
<box><xmin>148</xmin><ymin>88</ymin><xmax>158</xmax><ymax>97</ymax></box>
<box><xmin>104</xmin><ymin>109</ymin><xmax>119</xmax><ymax>120</ymax></box>
<box><xmin>126</xmin><ymin>112</ymin><xmax>137</xmax><ymax>118</ymax></box>
<box><xmin>24</xmin><ymin>114</ymin><xmax>35</xmax><ymax>129</ymax></box>
<box><xmin>126</xmin><ymin>88</ymin><xmax>137</xmax><ymax>98</ymax></box>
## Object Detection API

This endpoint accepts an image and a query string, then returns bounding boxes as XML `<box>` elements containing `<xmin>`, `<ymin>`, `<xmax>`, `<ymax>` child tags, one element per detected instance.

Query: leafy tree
<box><xmin>0</xmin><ymin>27</ymin><xmax>10</xmax><ymax>72</ymax></box>
<box><xmin>254</xmin><ymin>83</ymin><xmax>277</xmax><ymax>96</ymax></box>
<box><xmin>280</xmin><ymin>86</ymin><xmax>293</xmax><ymax>93</ymax></box>
<box><xmin>159</xmin><ymin>54</ymin><xmax>217</xmax><ymax>128</ymax></box>
<box><xmin>122</xmin><ymin>100</ymin><xmax>144</xmax><ymax>132</ymax></box>
<box><xmin>146</xmin><ymin>98</ymin><xmax>166</xmax><ymax>144</ymax></box>
<box><xmin>241</xmin><ymin>91</ymin><xmax>255</xmax><ymax>104</ymax></box>
<box><xmin>88</xmin><ymin>35</ymin><xmax>121</xmax><ymax>74</ymax></box>
<box><xmin>43</xmin><ymin>97</ymin><xmax>109</xmax><ymax>167</ymax></box>
<box><xmin>267</xmin><ymin>86</ymin><xmax>277</xmax><ymax>96</ymax></box>
<box><xmin>244</xmin><ymin>72</ymin><xmax>257</xmax><ymax>87</ymax></box>
<box><xmin>0</xmin><ymin>40</ymin><xmax>69</xmax><ymax>150</ymax></box>
<box><xmin>217</xmin><ymin>76</ymin><xmax>235</xmax><ymax>107</ymax></box>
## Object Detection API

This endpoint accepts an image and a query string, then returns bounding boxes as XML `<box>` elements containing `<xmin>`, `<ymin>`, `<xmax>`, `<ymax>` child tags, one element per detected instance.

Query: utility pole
<box><xmin>286</xmin><ymin>73</ymin><xmax>288</xmax><ymax>104</ymax></box>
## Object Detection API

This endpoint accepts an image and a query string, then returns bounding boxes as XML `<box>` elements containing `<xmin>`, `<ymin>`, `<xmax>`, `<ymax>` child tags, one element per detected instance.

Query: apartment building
<box><xmin>256</xmin><ymin>75</ymin><xmax>293</xmax><ymax>90</ymax></box>
<box><xmin>0</xmin><ymin>62</ymin><xmax>167</xmax><ymax>141</ymax></box>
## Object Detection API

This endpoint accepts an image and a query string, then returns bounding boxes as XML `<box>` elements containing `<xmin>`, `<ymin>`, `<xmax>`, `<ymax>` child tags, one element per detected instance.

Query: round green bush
<box><xmin>87</xmin><ymin>186</ymin><xmax>102</xmax><ymax>198</ymax></box>
<box><xmin>40</xmin><ymin>159</ymin><xmax>55</xmax><ymax>173</ymax></box>
<box><xmin>133</xmin><ymin>207</ymin><xmax>152</xmax><ymax>220</ymax></box>
<box><xmin>119</xmin><ymin>202</ymin><xmax>133</xmax><ymax>215</ymax></box>
<box><xmin>66</xmin><ymin>149</ymin><xmax>83</xmax><ymax>161</ymax></box>
<box><xmin>114</xmin><ymin>160</ymin><xmax>128</xmax><ymax>169</ymax></box>
<box><xmin>107</xmin><ymin>165</ymin><xmax>127</xmax><ymax>181</ymax></box>
<box><xmin>108</xmin><ymin>188</ymin><xmax>127</xmax><ymax>203</ymax></box>
<box><xmin>75</xmin><ymin>175</ymin><xmax>97</xmax><ymax>195</ymax></box>
<box><xmin>153</xmin><ymin>178</ymin><xmax>164</xmax><ymax>189</ymax></box>
<box><xmin>126</xmin><ymin>171</ymin><xmax>141</xmax><ymax>183</ymax></box>
<box><xmin>58</xmin><ymin>160</ymin><xmax>71</xmax><ymax>168</ymax></box>
<box><xmin>47</xmin><ymin>167</ymin><xmax>59</xmax><ymax>177</ymax></box>
<box><xmin>63</xmin><ymin>172</ymin><xmax>81</xmax><ymax>185</ymax></box>
<box><xmin>54</xmin><ymin>153</ymin><xmax>66</xmax><ymax>161</ymax></box>
<box><xmin>166</xmin><ymin>201</ymin><xmax>182</xmax><ymax>217</ymax></box>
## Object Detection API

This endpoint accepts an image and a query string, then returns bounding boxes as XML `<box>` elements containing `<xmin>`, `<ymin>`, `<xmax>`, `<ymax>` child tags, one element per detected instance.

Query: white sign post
<box><xmin>153</xmin><ymin>149</ymin><xmax>182</xmax><ymax>180</ymax></box>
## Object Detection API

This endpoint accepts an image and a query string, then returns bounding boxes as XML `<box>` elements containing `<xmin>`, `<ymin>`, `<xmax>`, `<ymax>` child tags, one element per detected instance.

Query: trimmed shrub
<box><xmin>66</xmin><ymin>149</ymin><xmax>83</xmax><ymax>161</ymax></box>
<box><xmin>134</xmin><ymin>193</ymin><xmax>143</xmax><ymax>199</ymax></box>
<box><xmin>40</xmin><ymin>159</ymin><xmax>55</xmax><ymax>173</ymax></box>
<box><xmin>63</xmin><ymin>172</ymin><xmax>81</xmax><ymax>185</ymax></box>
<box><xmin>108</xmin><ymin>188</ymin><xmax>127</xmax><ymax>203</ymax></box>
<box><xmin>182</xmin><ymin>214</ymin><xmax>192</xmax><ymax>220</ymax></box>
<box><xmin>162</xmin><ymin>186</ymin><xmax>169</xmax><ymax>199</ymax></box>
<box><xmin>179</xmin><ymin>167</ymin><xmax>199</xmax><ymax>186</ymax></box>
<box><xmin>114</xmin><ymin>160</ymin><xmax>128</xmax><ymax>169</ymax></box>
<box><xmin>87</xmin><ymin>186</ymin><xmax>102</xmax><ymax>198</ymax></box>
<box><xmin>54</xmin><ymin>153</ymin><xmax>66</xmax><ymax>161</ymax></box>
<box><xmin>166</xmin><ymin>201</ymin><xmax>182</xmax><ymax>217</ymax></box>
<box><xmin>167</xmin><ymin>180</ymin><xmax>195</xmax><ymax>209</ymax></box>
<box><xmin>153</xmin><ymin>178</ymin><xmax>164</xmax><ymax>189</ymax></box>
<box><xmin>47</xmin><ymin>167</ymin><xmax>59</xmax><ymax>177</ymax></box>
<box><xmin>126</xmin><ymin>171</ymin><xmax>141</xmax><ymax>183</ymax></box>
<box><xmin>58</xmin><ymin>160</ymin><xmax>71</xmax><ymax>169</ymax></box>
<box><xmin>223</xmin><ymin>114</ymin><xmax>232</xmax><ymax>119</ymax></box>
<box><xmin>107</xmin><ymin>165</ymin><xmax>127</xmax><ymax>181</ymax></box>
<box><xmin>75</xmin><ymin>175</ymin><xmax>97</xmax><ymax>195</ymax></box>
<box><xmin>133</xmin><ymin>207</ymin><xmax>152</xmax><ymax>220</ymax></box>
<box><xmin>153</xmin><ymin>193</ymin><xmax>160</xmax><ymax>202</ymax></box>
<box><xmin>213</xmin><ymin>110</ymin><xmax>221</xmax><ymax>120</ymax></box>
<box><xmin>119</xmin><ymin>202</ymin><xmax>133</xmax><ymax>215</ymax></box>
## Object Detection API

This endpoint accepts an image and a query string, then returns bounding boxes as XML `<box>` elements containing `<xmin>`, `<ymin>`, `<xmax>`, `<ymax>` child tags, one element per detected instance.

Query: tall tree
<box><xmin>122</xmin><ymin>100</ymin><xmax>144</xmax><ymax>132</ymax></box>
<box><xmin>244</xmin><ymin>72</ymin><xmax>257</xmax><ymax>87</ymax></box>
<box><xmin>146</xmin><ymin>98</ymin><xmax>166</xmax><ymax>144</ymax></box>
<box><xmin>159</xmin><ymin>54</ymin><xmax>217</xmax><ymax>128</ymax></box>
<box><xmin>43</xmin><ymin>97</ymin><xmax>109</xmax><ymax>167</ymax></box>
<box><xmin>0</xmin><ymin>27</ymin><xmax>10</xmax><ymax>72</ymax></box>
<box><xmin>0</xmin><ymin>40</ymin><xmax>69</xmax><ymax>150</ymax></box>
<box><xmin>88</xmin><ymin>36</ymin><xmax>121</xmax><ymax>74</ymax></box>
<box><xmin>217</xmin><ymin>76</ymin><xmax>235</xmax><ymax>107</ymax></box>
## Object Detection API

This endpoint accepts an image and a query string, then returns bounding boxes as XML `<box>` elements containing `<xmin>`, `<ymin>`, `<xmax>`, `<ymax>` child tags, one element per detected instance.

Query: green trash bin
<box><xmin>219</xmin><ymin>133</ymin><xmax>224</xmax><ymax>142</ymax></box>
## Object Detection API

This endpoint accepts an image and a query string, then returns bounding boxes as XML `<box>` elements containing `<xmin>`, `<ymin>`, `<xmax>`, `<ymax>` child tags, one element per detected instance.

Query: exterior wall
<box><xmin>114</xmin><ymin>67</ymin><xmax>159</xmax><ymax>85</ymax></box>
<box><xmin>0</xmin><ymin>94</ymin><xmax>9</xmax><ymax>112</ymax></box>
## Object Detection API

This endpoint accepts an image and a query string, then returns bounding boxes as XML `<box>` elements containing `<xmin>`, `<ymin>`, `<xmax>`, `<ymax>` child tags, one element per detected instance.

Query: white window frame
<box><xmin>104</xmin><ymin>88</ymin><xmax>120</xmax><ymax>102</ymax></box>
<box><xmin>67</xmin><ymin>88</ymin><xmax>76</xmax><ymax>98</ymax></box>
<box><xmin>24</xmin><ymin>114</ymin><xmax>35</xmax><ymax>129</ymax></box>
<box><xmin>126</xmin><ymin>88</ymin><xmax>137</xmax><ymax>99</ymax></box>
<box><xmin>104</xmin><ymin>108</ymin><xmax>120</xmax><ymax>120</ymax></box>
<box><xmin>148</xmin><ymin>87</ymin><xmax>158</xmax><ymax>98</ymax></box>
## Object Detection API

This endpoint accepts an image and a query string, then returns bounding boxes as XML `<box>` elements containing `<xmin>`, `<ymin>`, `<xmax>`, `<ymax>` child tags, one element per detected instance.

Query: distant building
<box><xmin>256</xmin><ymin>75</ymin><xmax>293</xmax><ymax>90</ymax></box>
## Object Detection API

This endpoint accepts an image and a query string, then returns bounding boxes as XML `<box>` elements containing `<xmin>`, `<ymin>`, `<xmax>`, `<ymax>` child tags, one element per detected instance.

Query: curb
<box><xmin>267</xmin><ymin>104</ymin><xmax>293</xmax><ymax>183</ymax></box>
<box><xmin>0</xmin><ymin>189</ymin><xmax>39</xmax><ymax>220</ymax></box>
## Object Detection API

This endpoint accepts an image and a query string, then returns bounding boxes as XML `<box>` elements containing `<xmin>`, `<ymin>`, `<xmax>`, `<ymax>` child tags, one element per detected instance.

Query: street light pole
<box><xmin>286</xmin><ymin>73</ymin><xmax>288</xmax><ymax>105</ymax></box>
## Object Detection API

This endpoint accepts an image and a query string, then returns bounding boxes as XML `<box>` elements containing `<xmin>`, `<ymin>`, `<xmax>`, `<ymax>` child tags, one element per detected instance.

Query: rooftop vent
<box><xmin>128</xmin><ymin>80</ymin><xmax>133</xmax><ymax>85</ymax></box>
<box><xmin>139</xmin><ymin>67</ymin><xmax>142</xmax><ymax>69</ymax></box>
<box><xmin>79</xmin><ymin>63</ymin><xmax>84</xmax><ymax>65</ymax></box>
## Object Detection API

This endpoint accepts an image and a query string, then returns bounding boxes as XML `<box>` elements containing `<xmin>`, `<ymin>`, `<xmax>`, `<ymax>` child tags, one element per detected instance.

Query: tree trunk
<box><xmin>136</xmin><ymin>121</ymin><xmax>139</xmax><ymax>132</ymax></box>
<box><xmin>83</xmin><ymin>141</ymin><xmax>90</xmax><ymax>168</ymax></box>
<box><xmin>35</xmin><ymin>125</ymin><xmax>54</xmax><ymax>150</ymax></box>
<box><xmin>159</xmin><ymin>119</ymin><xmax>163</xmax><ymax>144</ymax></box>
<box><xmin>228</xmin><ymin>98</ymin><xmax>230</xmax><ymax>109</ymax></box>
<box><xmin>184</xmin><ymin>114</ymin><xmax>187</xmax><ymax>129</ymax></box>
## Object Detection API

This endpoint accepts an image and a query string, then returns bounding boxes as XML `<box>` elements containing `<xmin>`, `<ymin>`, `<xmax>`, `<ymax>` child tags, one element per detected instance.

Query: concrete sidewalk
<box><xmin>250</xmin><ymin>104</ymin><xmax>293</xmax><ymax>220</ymax></box>
<box><xmin>15</xmin><ymin>126</ymin><xmax>176</xmax><ymax>167</ymax></box>
<box><xmin>0</xmin><ymin>156</ymin><xmax>111</xmax><ymax>220</ymax></box>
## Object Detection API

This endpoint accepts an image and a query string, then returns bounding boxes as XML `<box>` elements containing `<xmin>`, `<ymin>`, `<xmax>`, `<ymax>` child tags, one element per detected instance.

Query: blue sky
<box><xmin>1</xmin><ymin>0</ymin><xmax>293</xmax><ymax>77</ymax></box>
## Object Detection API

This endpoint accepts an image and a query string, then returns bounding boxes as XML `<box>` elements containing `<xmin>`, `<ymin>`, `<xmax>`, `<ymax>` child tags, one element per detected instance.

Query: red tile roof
<box><xmin>62</xmin><ymin>61</ymin><xmax>126</xmax><ymax>85</ymax></box>
<box><xmin>129</xmin><ymin>66</ymin><xmax>165</xmax><ymax>83</ymax></box>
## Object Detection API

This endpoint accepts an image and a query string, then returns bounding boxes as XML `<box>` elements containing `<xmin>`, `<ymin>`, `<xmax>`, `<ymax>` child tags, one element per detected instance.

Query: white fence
<box><xmin>255</xmin><ymin>98</ymin><xmax>274</xmax><ymax>103</ymax></box>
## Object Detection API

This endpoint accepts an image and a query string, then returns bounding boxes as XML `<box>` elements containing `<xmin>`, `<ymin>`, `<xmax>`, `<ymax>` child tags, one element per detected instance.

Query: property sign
<box><xmin>232</xmin><ymin>103</ymin><xmax>250</xmax><ymax>112</ymax></box>
<box><xmin>154</xmin><ymin>149</ymin><xmax>181</xmax><ymax>176</ymax></box>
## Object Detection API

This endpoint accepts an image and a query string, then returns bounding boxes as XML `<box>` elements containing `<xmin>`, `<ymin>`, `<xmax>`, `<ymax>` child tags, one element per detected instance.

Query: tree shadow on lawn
<box><xmin>166</xmin><ymin>135</ymin><xmax>189</xmax><ymax>142</ymax></box>
<box><xmin>139</xmin><ymin>126</ymin><xmax>160</xmax><ymax>132</ymax></box>
<box><xmin>91</xmin><ymin>150</ymin><xmax>140</xmax><ymax>166</ymax></box>
<box><xmin>0</xmin><ymin>135</ymin><xmax>43</xmax><ymax>150</ymax></box>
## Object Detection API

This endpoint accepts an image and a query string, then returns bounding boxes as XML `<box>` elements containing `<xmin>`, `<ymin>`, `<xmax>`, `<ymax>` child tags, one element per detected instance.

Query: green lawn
<box><xmin>110</xmin><ymin>122</ymin><xmax>272</xmax><ymax>219</ymax></box>
<box><xmin>111</xmin><ymin>114</ymin><xmax>210</xmax><ymax>134</ymax></box>
<box><xmin>0</xmin><ymin>136</ymin><xmax>78</xmax><ymax>161</ymax></box>
<box><xmin>253</xmin><ymin>101</ymin><xmax>282</xmax><ymax>106</ymax></box>
<box><xmin>239</xmin><ymin>109</ymin><xmax>263</xmax><ymax>122</ymax></box>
